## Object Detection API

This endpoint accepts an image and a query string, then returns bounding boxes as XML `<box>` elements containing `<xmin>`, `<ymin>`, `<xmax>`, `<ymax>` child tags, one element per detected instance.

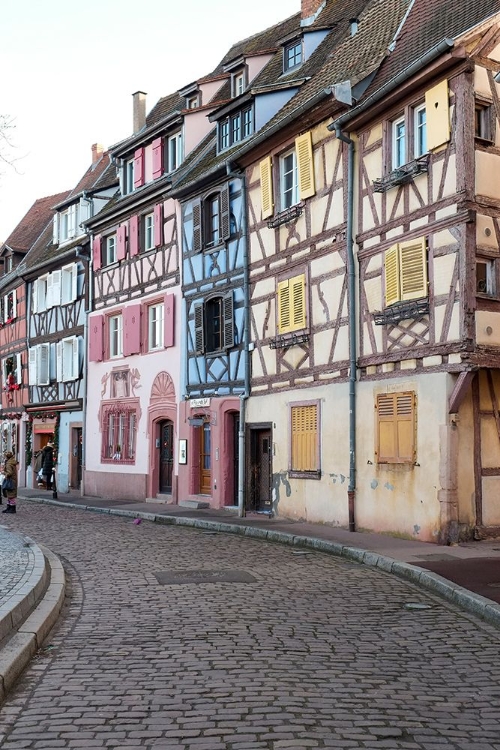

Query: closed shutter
<box><xmin>152</xmin><ymin>137</ymin><xmax>163</xmax><ymax>179</ymax></box>
<box><xmin>38</xmin><ymin>343</ymin><xmax>50</xmax><ymax>386</ymax></box>
<box><xmin>220</xmin><ymin>183</ymin><xmax>231</xmax><ymax>240</ymax></box>
<box><xmin>93</xmin><ymin>235</ymin><xmax>102</xmax><ymax>271</ymax></box>
<box><xmin>79</xmin><ymin>196</ymin><xmax>90</xmax><ymax>229</ymax></box>
<box><xmin>28</xmin><ymin>347</ymin><xmax>37</xmax><ymax>385</ymax></box>
<box><xmin>133</xmin><ymin>147</ymin><xmax>145</xmax><ymax>188</ymax></box>
<box><xmin>384</xmin><ymin>244</ymin><xmax>400</xmax><ymax>307</ymax></box>
<box><xmin>164</xmin><ymin>293</ymin><xmax>175</xmax><ymax>348</ymax></box>
<box><xmin>192</xmin><ymin>199</ymin><xmax>202</xmax><ymax>252</ymax></box>
<box><xmin>11</xmin><ymin>290</ymin><xmax>17</xmax><ymax>319</ymax></box>
<box><xmin>425</xmin><ymin>80</ymin><xmax>450</xmax><ymax>151</ymax></box>
<box><xmin>52</xmin><ymin>213</ymin><xmax>59</xmax><ymax>245</ymax></box>
<box><xmin>223</xmin><ymin>292</ymin><xmax>234</xmax><ymax>349</ymax></box>
<box><xmin>123</xmin><ymin>304</ymin><xmax>141</xmax><ymax>356</ymax></box>
<box><xmin>89</xmin><ymin>314</ymin><xmax>104</xmax><ymax>362</ymax></box>
<box><xmin>194</xmin><ymin>302</ymin><xmax>204</xmax><ymax>353</ymax></box>
<box><xmin>32</xmin><ymin>280</ymin><xmax>39</xmax><ymax>314</ymax></box>
<box><xmin>70</xmin><ymin>264</ymin><xmax>78</xmax><ymax>302</ymax></box>
<box><xmin>296</xmin><ymin>131</ymin><xmax>315</xmax><ymax>200</ymax></box>
<box><xmin>130</xmin><ymin>215</ymin><xmax>140</xmax><ymax>256</ymax></box>
<box><xmin>277</xmin><ymin>279</ymin><xmax>291</xmax><ymax>333</ymax></box>
<box><xmin>72</xmin><ymin>336</ymin><xmax>80</xmax><ymax>380</ymax></box>
<box><xmin>291</xmin><ymin>404</ymin><xmax>318</xmax><ymax>472</ymax></box>
<box><xmin>154</xmin><ymin>203</ymin><xmax>164</xmax><ymax>247</ymax></box>
<box><xmin>260</xmin><ymin>156</ymin><xmax>273</xmax><ymax>219</ymax></box>
<box><xmin>399</xmin><ymin>237</ymin><xmax>427</xmax><ymax>300</ymax></box>
<box><xmin>117</xmin><ymin>224</ymin><xmax>127</xmax><ymax>261</ymax></box>
<box><xmin>52</xmin><ymin>270</ymin><xmax>62</xmax><ymax>307</ymax></box>
<box><xmin>56</xmin><ymin>341</ymin><xmax>63</xmax><ymax>382</ymax></box>
<box><xmin>46</xmin><ymin>275</ymin><xmax>54</xmax><ymax>309</ymax></box>
<box><xmin>290</xmin><ymin>274</ymin><xmax>306</xmax><ymax>331</ymax></box>
<box><xmin>376</xmin><ymin>392</ymin><xmax>415</xmax><ymax>463</ymax></box>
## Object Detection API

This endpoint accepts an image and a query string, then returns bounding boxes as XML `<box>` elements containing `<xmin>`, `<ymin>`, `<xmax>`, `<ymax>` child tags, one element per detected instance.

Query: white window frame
<box><xmin>148</xmin><ymin>303</ymin><xmax>164</xmax><ymax>351</ymax></box>
<box><xmin>144</xmin><ymin>213</ymin><xmax>155</xmax><ymax>251</ymax></box>
<box><xmin>392</xmin><ymin>116</ymin><xmax>406</xmax><ymax>169</ymax></box>
<box><xmin>60</xmin><ymin>204</ymin><xmax>78</xmax><ymax>242</ymax></box>
<box><xmin>477</xmin><ymin>259</ymin><xmax>496</xmax><ymax>296</ymax></box>
<box><xmin>280</xmin><ymin>149</ymin><xmax>299</xmax><ymax>210</ymax></box>
<box><xmin>167</xmin><ymin>132</ymin><xmax>183</xmax><ymax>173</ymax></box>
<box><xmin>3</xmin><ymin>290</ymin><xmax>16</xmax><ymax>322</ymax></box>
<box><xmin>109</xmin><ymin>314</ymin><xmax>123</xmax><ymax>359</ymax></box>
<box><xmin>233</xmin><ymin>72</ymin><xmax>245</xmax><ymax>97</ymax></box>
<box><xmin>414</xmin><ymin>104</ymin><xmax>427</xmax><ymax>158</ymax></box>
<box><xmin>57</xmin><ymin>336</ymin><xmax>80</xmax><ymax>382</ymax></box>
<box><xmin>104</xmin><ymin>235</ymin><xmax>117</xmax><ymax>266</ymax></box>
<box><xmin>61</xmin><ymin>263</ymin><xmax>78</xmax><ymax>305</ymax></box>
<box><xmin>124</xmin><ymin>159</ymin><xmax>135</xmax><ymax>195</ymax></box>
<box><xmin>34</xmin><ymin>275</ymin><xmax>48</xmax><ymax>313</ymax></box>
<box><xmin>28</xmin><ymin>344</ymin><xmax>50</xmax><ymax>386</ymax></box>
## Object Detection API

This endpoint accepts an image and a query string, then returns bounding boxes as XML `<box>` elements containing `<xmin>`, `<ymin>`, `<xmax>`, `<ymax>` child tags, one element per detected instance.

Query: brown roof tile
<box><xmin>1</xmin><ymin>191</ymin><xmax>71</xmax><ymax>254</ymax></box>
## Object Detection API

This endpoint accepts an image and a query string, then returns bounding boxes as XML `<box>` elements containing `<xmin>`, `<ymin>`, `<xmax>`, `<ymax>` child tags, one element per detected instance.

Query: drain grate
<box><xmin>154</xmin><ymin>569</ymin><xmax>257</xmax><ymax>585</ymax></box>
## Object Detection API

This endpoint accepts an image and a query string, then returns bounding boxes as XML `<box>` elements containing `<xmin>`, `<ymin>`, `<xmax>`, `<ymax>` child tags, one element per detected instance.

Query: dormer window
<box><xmin>60</xmin><ymin>204</ymin><xmax>78</xmax><ymax>242</ymax></box>
<box><xmin>187</xmin><ymin>95</ymin><xmax>199</xmax><ymax>109</ymax></box>
<box><xmin>218</xmin><ymin>107</ymin><xmax>253</xmax><ymax>152</ymax></box>
<box><xmin>166</xmin><ymin>131</ymin><xmax>183</xmax><ymax>173</ymax></box>
<box><xmin>124</xmin><ymin>159</ymin><xmax>135</xmax><ymax>195</ymax></box>
<box><xmin>232</xmin><ymin>71</ymin><xmax>245</xmax><ymax>98</ymax></box>
<box><xmin>284</xmin><ymin>39</ymin><xmax>302</xmax><ymax>72</ymax></box>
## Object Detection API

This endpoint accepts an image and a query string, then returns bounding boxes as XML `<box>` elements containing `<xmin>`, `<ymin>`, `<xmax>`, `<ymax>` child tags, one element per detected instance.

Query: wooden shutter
<box><xmin>164</xmin><ymin>293</ymin><xmax>175</xmax><ymax>348</ymax></box>
<box><xmin>154</xmin><ymin>203</ymin><xmax>164</xmax><ymax>247</ymax></box>
<box><xmin>260</xmin><ymin>157</ymin><xmax>273</xmax><ymax>219</ymax></box>
<box><xmin>117</xmin><ymin>224</ymin><xmax>127</xmax><ymax>261</ymax></box>
<box><xmin>72</xmin><ymin>336</ymin><xmax>80</xmax><ymax>379</ymax></box>
<box><xmin>46</xmin><ymin>275</ymin><xmax>54</xmax><ymax>309</ymax></box>
<box><xmin>52</xmin><ymin>213</ymin><xmax>59</xmax><ymax>244</ymax></box>
<box><xmin>133</xmin><ymin>147</ymin><xmax>145</xmax><ymax>188</ymax></box>
<box><xmin>123</xmin><ymin>304</ymin><xmax>141</xmax><ymax>356</ymax></box>
<box><xmin>70</xmin><ymin>264</ymin><xmax>78</xmax><ymax>302</ymax></box>
<box><xmin>28</xmin><ymin>347</ymin><xmax>37</xmax><ymax>385</ymax></box>
<box><xmin>223</xmin><ymin>292</ymin><xmax>234</xmax><ymax>349</ymax></box>
<box><xmin>278</xmin><ymin>279</ymin><xmax>291</xmax><ymax>333</ymax></box>
<box><xmin>11</xmin><ymin>290</ymin><xmax>17</xmax><ymax>319</ymax></box>
<box><xmin>220</xmin><ymin>183</ymin><xmax>231</xmax><ymax>240</ymax></box>
<box><xmin>89</xmin><ymin>314</ymin><xmax>104</xmax><ymax>362</ymax></box>
<box><xmin>291</xmin><ymin>404</ymin><xmax>318</xmax><ymax>472</ymax></box>
<box><xmin>399</xmin><ymin>237</ymin><xmax>427</xmax><ymax>301</ymax></box>
<box><xmin>384</xmin><ymin>244</ymin><xmax>400</xmax><ymax>307</ymax></box>
<box><xmin>79</xmin><ymin>196</ymin><xmax>90</xmax><ymax>229</ymax></box>
<box><xmin>152</xmin><ymin>137</ymin><xmax>163</xmax><ymax>179</ymax></box>
<box><xmin>194</xmin><ymin>302</ymin><xmax>204</xmax><ymax>353</ymax></box>
<box><xmin>92</xmin><ymin>235</ymin><xmax>102</xmax><ymax>271</ymax></box>
<box><xmin>296</xmin><ymin>131</ymin><xmax>315</xmax><ymax>200</ymax></box>
<box><xmin>32</xmin><ymin>280</ymin><xmax>39</xmax><ymax>314</ymax></box>
<box><xmin>130</xmin><ymin>215</ymin><xmax>140</xmax><ymax>256</ymax></box>
<box><xmin>376</xmin><ymin>392</ymin><xmax>415</xmax><ymax>463</ymax></box>
<box><xmin>56</xmin><ymin>341</ymin><xmax>63</xmax><ymax>382</ymax></box>
<box><xmin>290</xmin><ymin>274</ymin><xmax>306</xmax><ymax>331</ymax></box>
<box><xmin>192</xmin><ymin>199</ymin><xmax>202</xmax><ymax>252</ymax></box>
<box><xmin>15</xmin><ymin>353</ymin><xmax>21</xmax><ymax>386</ymax></box>
<box><xmin>38</xmin><ymin>343</ymin><xmax>50</xmax><ymax>386</ymax></box>
<box><xmin>52</xmin><ymin>270</ymin><xmax>62</xmax><ymax>307</ymax></box>
<box><xmin>425</xmin><ymin>80</ymin><xmax>450</xmax><ymax>151</ymax></box>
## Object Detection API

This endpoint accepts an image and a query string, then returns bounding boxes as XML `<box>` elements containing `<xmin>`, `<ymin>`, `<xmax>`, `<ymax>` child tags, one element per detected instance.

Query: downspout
<box><xmin>333</xmin><ymin>126</ymin><xmax>357</xmax><ymax>532</ymax></box>
<box><xmin>80</xmin><ymin>202</ymin><xmax>94</xmax><ymax>497</ymax></box>
<box><xmin>227</xmin><ymin>162</ymin><xmax>249</xmax><ymax>518</ymax></box>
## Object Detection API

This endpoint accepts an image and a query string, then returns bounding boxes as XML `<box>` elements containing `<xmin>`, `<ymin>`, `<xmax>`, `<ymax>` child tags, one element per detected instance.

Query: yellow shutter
<box><xmin>399</xmin><ymin>237</ymin><xmax>427</xmax><ymax>300</ymax></box>
<box><xmin>376</xmin><ymin>392</ymin><xmax>415</xmax><ymax>464</ymax></box>
<box><xmin>384</xmin><ymin>244</ymin><xmax>400</xmax><ymax>307</ymax></box>
<box><xmin>395</xmin><ymin>392</ymin><xmax>414</xmax><ymax>462</ymax></box>
<box><xmin>291</xmin><ymin>404</ymin><xmax>318</xmax><ymax>471</ymax></box>
<box><xmin>290</xmin><ymin>274</ymin><xmax>306</xmax><ymax>331</ymax></box>
<box><xmin>260</xmin><ymin>156</ymin><xmax>274</xmax><ymax>219</ymax></box>
<box><xmin>425</xmin><ymin>80</ymin><xmax>450</xmax><ymax>151</ymax></box>
<box><xmin>277</xmin><ymin>279</ymin><xmax>291</xmax><ymax>333</ymax></box>
<box><xmin>295</xmin><ymin>131</ymin><xmax>315</xmax><ymax>200</ymax></box>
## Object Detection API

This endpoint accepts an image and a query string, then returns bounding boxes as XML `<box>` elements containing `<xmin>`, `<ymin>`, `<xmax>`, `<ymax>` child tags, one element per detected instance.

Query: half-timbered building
<box><xmin>20</xmin><ymin>146</ymin><xmax>116</xmax><ymax>492</ymax></box>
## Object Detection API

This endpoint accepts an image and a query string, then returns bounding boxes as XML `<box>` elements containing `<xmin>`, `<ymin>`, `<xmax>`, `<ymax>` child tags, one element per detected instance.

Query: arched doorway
<box><xmin>159</xmin><ymin>420</ymin><xmax>174</xmax><ymax>494</ymax></box>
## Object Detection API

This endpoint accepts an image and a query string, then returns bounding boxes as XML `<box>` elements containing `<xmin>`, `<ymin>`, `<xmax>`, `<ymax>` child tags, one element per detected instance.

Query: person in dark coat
<box><xmin>2</xmin><ymin>451</ymin><xmax>18</xmax><ymax>514</ymax></box>
<box><xmin>41</xmin><ymin>441</ymin><xmax>55</xmax><ymax>490</ymax></box>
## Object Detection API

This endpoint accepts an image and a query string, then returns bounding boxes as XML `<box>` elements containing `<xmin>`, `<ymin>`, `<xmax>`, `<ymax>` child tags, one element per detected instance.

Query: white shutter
<box><xmin>39</xmin><ymin>343</ymin><xmax>50</xmax><ymax>385</ymax></box>
<box><xmin>79</xmin><ymin>196</ymin><xmax>90</xmax><ymax>230</ymax></box>
<box><xmin>72</xmin><ymin>336</ymin><xmax>79</xmax><ymax>380</ymax></box>
<box><xmin>32</xmin><ymin>280</ymin><xmax>38</xmax><ymax>314</ymax></box>
<box><xmin>15</xmin><ymin>353</ymin><xmax>21</xmax><ymax>385</ymax></box>
<box><xmin>52</xmin><ymin>270</ymin><xmax>62</xmax><ymax>306</ymax></box>
<box><xmin>49</xmin><ymin>342</ymin><xmax>57</xmax><ymax>382</ymax></box>
<box><xmin>56</xmin><ymin>341</ymin><xmax>63</xmax><ymax>382</ymax></box>
<box><xmin>71</xmin><ymin>264</ymin><xmax>78</xmax><ymax>302</ymax></box>
<box><xmin>46</xmin><ymin>275</ymin><xmax>54</xmax><ymax>308</ymax></box>
<box><xmin>1</xmin><ymin>358</ymin><xmax>6</xmax><ymax>388</ymax></box>
<box><xmin>52</xmin><ymin>214</ymin><xmax>59</xmax><ymax>245</ymax></box>
<box><xmin>11</xmin><ymin>290</ymin><xmax>16</xmax><ymax>319</ymax></box>
<box><xmin>28</xmin><ymin>348</ymin><xmax>37</xmax><ymax>385</ymax></box>
<box><xmin>3</xmin><ymin>295</ymin><xmax>8</xmax><ymax>321</ymax></box>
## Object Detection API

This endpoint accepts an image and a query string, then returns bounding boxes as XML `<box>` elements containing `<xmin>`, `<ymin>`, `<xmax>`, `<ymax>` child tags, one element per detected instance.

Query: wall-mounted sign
<box><xmin>190</xmin><ymin>398</ymin><xmax>210</xmax><ymax>408</ymax></box>
<box><xmin>179</xmin><ymin>439</ymin><xmax>187</xmax><ymax>464</ymax></box>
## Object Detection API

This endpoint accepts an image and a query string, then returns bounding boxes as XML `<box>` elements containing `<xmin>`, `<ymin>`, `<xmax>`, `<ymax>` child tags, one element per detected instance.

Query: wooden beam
<box><xmin>448</xmin><ymin>371</ymin><xmax>474</xmax><ymax>413</ymax></box>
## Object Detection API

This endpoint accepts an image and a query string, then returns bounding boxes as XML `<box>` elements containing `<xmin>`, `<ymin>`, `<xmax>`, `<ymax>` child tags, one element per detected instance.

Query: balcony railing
<box><xmin>373</xmin><ymin>154</ymin><xmax>430</xmax><ymax>193</ymax></box>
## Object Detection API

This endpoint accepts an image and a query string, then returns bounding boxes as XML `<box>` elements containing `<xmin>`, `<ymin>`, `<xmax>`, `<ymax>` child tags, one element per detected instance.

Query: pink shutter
<box><xmin>130</xmin><ymin>215</ymin><xmax>140</xmax><ymax>256</ymax></box>
<box><xmin>117</xmin><ymin>224</ymin><xmax>127</xmax><ymax>261</ymax></box>
<box><xmin>154</xmin><ymin>203</ymin><xmax>164</xmax><ymax>247</ymax></box>
<box><xmin>152</xmin><ymin>137</ymin><xmax>163</xmax><ymax>179</ymax></box>
<box><xmin>164</xmin><ymin>293</ymin><xmax>175</xmax><ymax>348</ymax></box>
<box><xmin>123</xmin><ymin>303</ymin><xmax>141</xmax><ymax>356</ymax></box>
<box><xmin>134</xmin><ymin>147</ymin><xmax>145</xmax><ymax>188</ymax></box>
<box><xmin>89</xmin><ymin>314</ymin><xmax>104</xmax><ymax>362</ymax></box>
<box><xmin>92</xmin><ymin>235</ymin><xmax>102</xmax><ymax>271</ymax></box>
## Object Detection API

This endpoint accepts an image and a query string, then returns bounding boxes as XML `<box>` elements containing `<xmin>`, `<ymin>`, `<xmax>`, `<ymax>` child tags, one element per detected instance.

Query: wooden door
<box><xmin>159</xmin><ymin>420</ymin><xmax>174</xmax><ymax>494</ymax></box>
<box><xmin>199</xmin><ymin>421</ymin><xmax>211</xmax><ymax>495</ymax></box>
<box><xmin>474</xmin><ymin>370</ymin><xmax>500</xmax><ymax>533</ymax></box>
<box><xmin>250</xmin><ymin>427</ymin><xmax>272</xmax><ymax>511</ymax></box>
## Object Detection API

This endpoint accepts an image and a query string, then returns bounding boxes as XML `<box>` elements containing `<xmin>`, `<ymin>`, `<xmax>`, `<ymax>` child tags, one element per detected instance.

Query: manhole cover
<box><xmin>154</xmin><ymin>569</ymin><xmax>257</xmax><ymax>585</ymax></box>
<box><xmin>403</xmin><ymin>602</ymin><xmax>432</xmax><ymax>611</ymax></box>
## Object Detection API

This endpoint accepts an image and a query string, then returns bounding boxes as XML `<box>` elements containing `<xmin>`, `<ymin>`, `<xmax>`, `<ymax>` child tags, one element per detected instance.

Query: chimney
<box><xmin>91</xmin><ymin>143</ymin><xmax>104</xmax><ymax>164</ymax></box>
<box><xmin>133</xmin><ymin>91</ymin><xmax>147</xmax><ymax>134</ymax></box>
<box><xmin>301</xmin><ymin>0</ymin><xmax>325</xmax><ymax>21</ymax></box>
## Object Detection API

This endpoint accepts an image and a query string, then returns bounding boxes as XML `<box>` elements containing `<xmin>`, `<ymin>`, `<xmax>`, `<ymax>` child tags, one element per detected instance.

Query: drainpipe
<box><xmin>331</xmin><ymin>125</ymin><xmax>356</xmax><ymax>532</ymax></box>
<box><xmin>79</xmin><ymin>229</ymin><xmax>93</xmax><ymax>497</ymax></box>
<box><xmin>226</xmin><ymin>162</ymin><xmax>249</xmax><ymax>518</ymax></box>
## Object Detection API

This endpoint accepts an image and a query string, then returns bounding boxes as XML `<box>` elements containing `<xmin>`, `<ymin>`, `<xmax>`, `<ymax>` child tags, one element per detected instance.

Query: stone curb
<box><xmin>21</xmin><ymin>495</ymin><xmax>500</xmax><ymax>631</ymax></box>
<box><xmin>0</xmin><ymin>542</ymin><xmax>65</xmax><ymax>702</ymax></box>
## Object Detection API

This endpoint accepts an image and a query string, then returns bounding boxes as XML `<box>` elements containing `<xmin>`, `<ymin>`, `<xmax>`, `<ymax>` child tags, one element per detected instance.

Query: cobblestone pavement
<box><xmin>0</xmin><ymin>527</ymin><xmax>34</xmax><ymax>608</ymax></box>
<box><xmin>1</xmin><ymin>503</ymin><xmax>500</xmax><ymax>750</ymax></box>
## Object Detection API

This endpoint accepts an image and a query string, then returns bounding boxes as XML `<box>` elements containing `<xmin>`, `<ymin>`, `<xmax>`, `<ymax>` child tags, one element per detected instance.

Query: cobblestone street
<box><xmin>1</xmin><ymin>503</ymin><xmax>500</xmax><ymax>749</ymax></box>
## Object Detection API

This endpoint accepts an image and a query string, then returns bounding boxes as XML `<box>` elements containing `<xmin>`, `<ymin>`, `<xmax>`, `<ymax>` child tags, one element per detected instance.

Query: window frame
<box><xmin>384</xmin><ymin>238</ymin><xmax>428</xmax><ymax>307</ymax></box>
<box><xmin>204</xmin><ymin>194</ymin><xmax>221</xmax><ymax>249</ymax></box>
<box><xmin>279</xmin><ymin>148</ymin><xmax>299</xmax><ymax>211</ymax></box>
<box><xmin>101</xmin><ymin>401</ymin><xmax>139</xmax><ymax>465</ymax></box>
<box><xmin>143</xmin><ymin>213</ymin><xmax>155</xmax><ymax>252</ymax></box>
<box><xmin>413</xmin><ymin>104</ymin><xmax>427</xmax><ymax>158</ymax></box>
<box><xmin>475</xmin><ymin>97</ymin><xmax>495</xmax><ymax>143</ymax></box>
<box><xmin>218</xmin><ymin>106</ymin><xmax>253</xmax><ymax>151</ymax></box>
<box><xmin>104</xmin><ymin>235</ymin><xmax>117</xmax><ymax>266</ymax></box>
<box><xmin>193</xmin><ymin>292</ymin><xmax>234</xmax><ymax>355</ymax></box>
<box><xmin>147</xmin><ymin>301</ymin><xmax>164</xmax><ymax>352</ymax></box>
<box><xmin>289</xmin><ymin>400</ymin><xmax>321</xmax><ymax>479</ymax></box>
<box><xmin>232</xmin><ymin>71</ymin><xmax>245</xmax><ymax>97</ymax></box>
<box><xmin>61</xmin><ymin>263</ymin><xmax>78</xmax><ymax>305</ymax></box>
<box><xmin>108</xmin><ymin>313</ymin><xmax>123</xmax><ymax>359</ymax></box>
<box><xmin>392</xmin><ymin>115</ymin><xmax>406</xmax><ymax>169</ymax></box>
<box><xmin>166</xmin><ymin>131</ymin><xmax>183</xmax><ymax>173</ymax></box>
<box><xmin>283</xmin><ymin>39</ymin><xmax>303</xmax><ymax>72</ymax></box>
<box><xmin>476</xmin><ymin>257</ymin><xmax>497</xmax><ymax>297</ymax></box>
<box><xmin>124</xmin><ymin>159</ymin><xmax>135</xmax><ymax>195</ymax></box>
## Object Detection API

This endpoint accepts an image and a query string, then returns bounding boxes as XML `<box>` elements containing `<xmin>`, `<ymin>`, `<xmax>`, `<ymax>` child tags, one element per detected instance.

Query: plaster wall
<box><xmin>476</xmin><ymin>150</ymin><xmax>500</xmax><ymax>200</ymax></box>
<box><xmin>184</xmin><ymin>110</ymin><xmax>216</xmax><ymax>156</ymax></box>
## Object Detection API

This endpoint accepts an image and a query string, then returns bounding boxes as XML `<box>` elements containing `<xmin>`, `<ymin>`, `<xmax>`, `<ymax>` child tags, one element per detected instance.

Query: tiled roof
<box><xmin>1</xmin><ymin>191</ymin><xmax>70</xmax><ymax>254</ymax></box>
<box><xmin>57</xmin><ymin>152</ymin><xmax>117</xmax><ymax>207</ymax></box>
<box><xmin>146</xmin><ymin>92</ymin><xmax>184</xmax><ymax>129</ymax></box>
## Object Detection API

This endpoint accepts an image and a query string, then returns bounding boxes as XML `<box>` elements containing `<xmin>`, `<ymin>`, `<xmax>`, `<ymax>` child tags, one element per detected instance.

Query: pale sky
<box><xmin>0</xmin><ymin>0</ymin><xmax>298</xmax><ymax>242</ymax></box>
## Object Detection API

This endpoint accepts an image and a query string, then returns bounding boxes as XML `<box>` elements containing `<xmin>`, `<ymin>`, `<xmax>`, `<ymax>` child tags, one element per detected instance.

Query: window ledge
<box><xmin>267</xmin><ymin>204</ymin><xmax>302</xmax><ymax>229</ymax></box>
<box><xmin>374</xmin><ymin>298</ymin><xmax>429</xmax><ymax>325</ymax></box>
<box><xmin>101</xmin><ymin>458</ymin><xmax>136</xmax><ymax>465</ymax></box>
<box><xmin>270</xmin><ymin>331</ymin><xmax>309</xmax><ymax>349</ymax></box>
<box><xmin>204</xmin><ymin>241</ymin><xmax>225</xmax><ymax>253</ymax></box>
<box><xmin>373</xmin><ymin>154</ymin><xmax>429</xmax><ymax>193</ymax></box>
<box><xmin>288</xmin><ymin>470</ymin><xmax>321</xmax><ymax>480</ymax></box>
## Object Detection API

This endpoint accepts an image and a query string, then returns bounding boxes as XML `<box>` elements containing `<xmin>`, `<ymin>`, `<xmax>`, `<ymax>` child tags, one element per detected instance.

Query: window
<box><xmin>2</xmin><ymin>290</ymin><xmax>17</xmax><ymax>323</ymax></box>
<box><xmin>232</xmin><ymin>72</ymin><xmax>245</xmax><ymax>97</ymax></box>
<box><xmin>2</xmin><ymin>354</ymin><xmax>21</xmax><ymax>393</ymax></box>
<box><xmin>476</xmin><ymin>259</ymin><xmax>496</xmax><ymax>296</ymax></box>
<box><xmin>144</xmin><ymin>213</ymin><xmax>154</xmax><ymax>252</ymax></box>
<box><xmin>376</xmin><ymin>392</ymin><xmax>416</xmax><ymax>464</ymax></box>
<box><xmin>33</xmin><ymin>268</ymin><xmax>70</xmax><ymax>312</ymax></box>
<box><xmin>194</xmin><ymin>293</ymin><xmax>234</xmax><ymax>354</ymax></box>
<box><xmin>384</xmin><ymin>238</ymin><xmax>428</xmax><ymax>307</ymax></box>
<box><xmin>56</xmin><ymin>336</ymin><xmax>80</xmax><ymax>382</ymax></box>
<box><xmin>280</xmin><ymin>149</ymin><xmax>298</xmax><ymax>210</ymax></box>
<box><xmin>205</xmin><ymin>195</ymin><xmax>221</xmax><ymax>248</ymax></box>
<box><xmin>28</xmin><ymin>344</ymin><xmax>50</xmax><ymax>386</ymax></box>
<box><xmin>124</xmin><ymin>159</ymin><xmax>135</xmax><ymax>195</ymax></box>
<box><xmin>290</xmin><ymin>402</ymin><xmax>320</xmax><ymax>477</ymax></box>
<box><xmin>34</xmin><ymin>276</ymin><xmax>48</xmax><ymax>313</ymax></box>
<box><xmin>4</xmin><ymin>256</ymin><xmax>12</xmax><ymax>274</ymax></box>
<box><xmin>284</xmin><ymin>40</ymin><xmax>302</xmax><ymax>71</ymax></box>
<box><xmin>101</xmin><ymin>403</ymin><xmax>138</xmax><ymax>464</ymax></box>
<box><xmin>475</xmin><ymin>99</ymin><xmax>494</xmax><ymax>143</ymax></box>
<box><xmin>104</xmin><ymin>236</ymin><xmax>117</xmax><ymax>266</ymax></box>
<box><xmin>166</xmin><ymin>132</ymin><xmax>183</xmax><ymax>172</ymax></box>
<box><xmin>148</xmin><ymin>303</ymin><xmax>164</xmax><ymax>351</ymax></box>
<box><xmin>392</xmin><ymin>116</ymin><xmax>406</xmax><ymax>169</ymax></box>
<box><xmin>218</xmin><ymin>107</ymin><xmax>253</xmax><ymax>151</ymax></box>
<box><xmin>61</xmin><ymin>263</ymin><xmax>78</xmax><ymax>305</ymax></box>
<box><xmin>187</xmin><ymin>95</ymin><xmax>199</xmax><ymax>109</ymax></box>
<box><xmin>192</xmin><ymin>186</ymin><xmax>231</xmax><ymax>252</ymax></box>
<box><xmin>277</xmin><ymin>274</ymin><xmax>306</xmax><ymax>334</ymax></box>
<box><xmin>414</xmin><ymin>104</ymin><xmax>427</xmax><ymax>157</ymax></box>
<box><xmin>109</xmin><ymin>314</ymin><xmax>123</xmax><ymax>358</ymax></box>
<box><xmin>59</xmin><ymin>204</ymin><xmax>78</xmax><ymax>242</ymax></box>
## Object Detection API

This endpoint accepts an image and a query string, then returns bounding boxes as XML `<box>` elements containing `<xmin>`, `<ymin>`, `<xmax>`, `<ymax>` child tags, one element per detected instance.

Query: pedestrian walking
<box><xmin>2</xmin><ymin>450</ymin><xmax>18</xmax><ymax>514</ymax></box>
<box><xmin>41</xmin><ymin>441</ymin><xmax>55</xmax><ymax>491</ymax></box>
